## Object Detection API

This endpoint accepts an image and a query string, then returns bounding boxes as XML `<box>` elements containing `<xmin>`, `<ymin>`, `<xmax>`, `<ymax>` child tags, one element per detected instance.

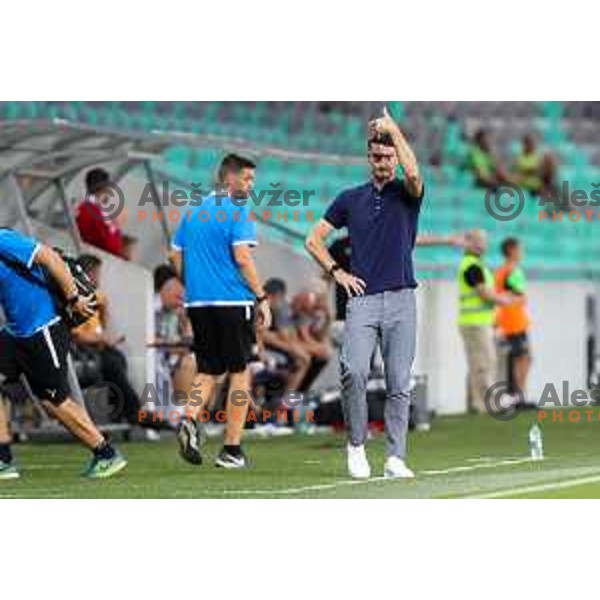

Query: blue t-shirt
<box><xmin>324</xmin><ymin>178</ymin><xmax>423</xmax><ymax>295</ymax></box>
<box><xmin>0</xmin><ymin>229</ymin><xmax>59</xmax><ymax>337</ymax></box>
<box><xmin>172</xmin><ymin>194</ymin><xmax>258</xmax><ymax>306</ymax></box>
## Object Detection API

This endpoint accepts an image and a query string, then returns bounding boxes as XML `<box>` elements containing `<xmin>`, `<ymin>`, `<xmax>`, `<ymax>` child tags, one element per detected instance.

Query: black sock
<box><xmin>224</xmin><ymin>445</ymin><xmax>242</xmax><ymax>457</ymax></box>
<box><xmin>93</xmin><ymin>441</ymin><xmax>116</xmax><ymax>460</ymax></box>
<box><xmin>0</xmin><ymin>443</ymin><xmax>13</xmax><ymax>464</ymax></box>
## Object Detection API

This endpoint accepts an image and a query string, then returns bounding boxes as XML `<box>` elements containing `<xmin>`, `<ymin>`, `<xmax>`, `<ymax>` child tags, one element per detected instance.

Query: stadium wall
<box><xmin>95</xmin><ymin>252</ymin><xmax>156</xmax><ymax>396</ymax></box>
<box><xmin>414</xmin><ymin>280</ymin><xmax>593</xmax><ymax>415</ymax></box>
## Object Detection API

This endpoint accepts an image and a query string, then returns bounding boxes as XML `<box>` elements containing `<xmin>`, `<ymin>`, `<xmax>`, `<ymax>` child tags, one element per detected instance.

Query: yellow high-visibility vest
<box><xmin>457</xmin><ymin>254</ymin><xmax>495</xmax><ymax>326</ymax></box>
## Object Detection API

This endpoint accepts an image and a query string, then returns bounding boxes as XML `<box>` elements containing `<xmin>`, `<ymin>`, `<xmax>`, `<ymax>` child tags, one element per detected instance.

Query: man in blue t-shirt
<box><xmin>0</xmin><ymin>228</ymin><xmax>127</xmax><ymax>480</ymax></box>
<box><xmin>306</xmin><ymin>107</ymin><xmax>424</xmax><ymax>480</ymax></box>
<box><xmin>170</xmin><ymin>154</ymin><xmax>271</xmax><ymax>469</ymax></box>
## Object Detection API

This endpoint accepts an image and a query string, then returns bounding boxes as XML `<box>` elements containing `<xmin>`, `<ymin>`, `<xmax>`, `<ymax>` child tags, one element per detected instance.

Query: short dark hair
<box><xmin>85</xmin><ymin>168</ymin><xmax>110</xmax><ymax>194</ymax></box>
<box><xmin>368</xmin><ymin>132</ymin><xmax>395</xmax><ymax>150</ymax></box>
<box><xmin>154</xmin><ymin>264</ymin><xmax>179</xmax><ymax>293</ymax></box>
<box><xmin>78</xmin><ymin>253</ymin><xmax>102</xmax><ymax>274</ymax></box>
<box><xmin>501</xmin><ymin>237</ymin><xmax>520</xmax><ymax>258</ymax></box>
<box><xmin>217</xmin><ymin>153</ymin><xmax>256</xmax><ymax>183</ymax></box>
<box><xmin>264</xmin><ymin>278</ymin><xmax>287</xmax><ymax>296</ymax></box>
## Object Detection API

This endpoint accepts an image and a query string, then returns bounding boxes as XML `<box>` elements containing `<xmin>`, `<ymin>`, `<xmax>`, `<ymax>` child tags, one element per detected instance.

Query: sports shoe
<box><xmin>0</xmin><ymin>460</ymin><xmax>20</xmax><ymax>480</ymax></box>
<box><xmin>347</xmin><ymin>444</ymin><xmax>371</xmax><ymax>479</ymax></box>
<box><xmin>144</xmin><ymin>428</ymin><xmax>161</xmax><ymax>442</ymax></box>
<box><xmin>83</xmin><ymin>450</ymin><xmax>128</xmax><ymax>479</ymax></box>
<box><xmin>254</xmin><ymin>423</ymin><xmax>295</xmax><ymax>437</ymax></box>
<box><xmin>215</xmin><ymin>448</ymin><xmax>249</xmax><ymax>469</ymax></box>
<box><xmin>383</xmin><ymin>456</ymin><xmax>414</xmax><ymax>479</ymax></box>
<box><xmin>177</xmin><ymin>419</ymin><xmax>204</xmax><ymax>465</ymax></box>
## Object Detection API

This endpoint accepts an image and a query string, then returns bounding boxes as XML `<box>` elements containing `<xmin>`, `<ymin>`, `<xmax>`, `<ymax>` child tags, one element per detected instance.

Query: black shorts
<box><xmin>506</xmin><ymin>332</ymin><xmax>530</xmax><ymax>358</ymax></box>
<box><xmin>188</xmin><ymin>306</ymin><xmax>255</xmax><ymax>375</ymax></box>
<box><xmin>0</xmin><ymin>321</ymin><xmax>71</xmax><ymax>403</ymax></box>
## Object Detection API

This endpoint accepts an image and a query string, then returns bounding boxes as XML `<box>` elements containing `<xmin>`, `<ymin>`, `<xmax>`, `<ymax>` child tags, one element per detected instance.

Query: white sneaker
<box><xmin>384</xmin><ymin>456</ymin><xmax>415</xmax><ymax>479</ymax></box>
<box><xmin>347</xmin><ymin>444</ymin><xmax>371</xmax><ymax>479</ymax></box>
<box><xmin>144</xmin><ymin>429</ymin><xmax>161</xmax><ymax>442</ymax></box>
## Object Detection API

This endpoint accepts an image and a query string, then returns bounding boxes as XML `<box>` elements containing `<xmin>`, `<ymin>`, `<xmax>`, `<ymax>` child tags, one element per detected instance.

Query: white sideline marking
<box><xmin>220</xmin><ymin>457</ymin><xmax>533</xmax><ymax>496</ymax></box>
<box><xmin>0</xmin><ymin>457</ymin><xmax>536</xmax><ymax>498</ymax></box>
<box><xmin>421</xmin><ymin>457</ymin><xmax>531</xmax><ymax>475</ymax></box>
<box><xmin>222</xmin><ymin>476</ymin><xmax>390</xmax><ymax>496</ymax></box>
<box><xmin>0</xmin><ymin>492</ymin><xmax>70</xmax><ymax>499</ymax></box>
<box><xmin>465</xmin><ymin>474</ymin><xmax>600</xmax><ymax>499</ymax></box>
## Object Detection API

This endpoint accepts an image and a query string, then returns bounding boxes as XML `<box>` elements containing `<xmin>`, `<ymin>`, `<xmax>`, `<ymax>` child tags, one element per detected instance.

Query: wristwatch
<box><xmin>256</xmin><ymin>294</ymin><xmax>268</xmax><ymax>304</ymax></box>
<box><xmin>329</xmin><ymin>263</ymin><xmax>341</xmax><ymax>276</ymax></box>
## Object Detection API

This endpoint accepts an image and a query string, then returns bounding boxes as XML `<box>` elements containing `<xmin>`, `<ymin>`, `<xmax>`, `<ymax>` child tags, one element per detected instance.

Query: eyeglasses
<box><xmin>370</xmin><ymin>152</ymin><xmax>395</xmax><ymax>162</ymax></box>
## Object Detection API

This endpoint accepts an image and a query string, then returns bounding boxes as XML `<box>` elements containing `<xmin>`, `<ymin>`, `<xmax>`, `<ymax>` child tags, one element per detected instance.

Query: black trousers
<box><xmin>100</xmin><ymin>346</ymin><xmax>140</xmax><ymax>424</ymax></box>
<box><xmin>298</xmin><ymin>357</ymin><xmax>328</xmax><ymax>393</ymax></box>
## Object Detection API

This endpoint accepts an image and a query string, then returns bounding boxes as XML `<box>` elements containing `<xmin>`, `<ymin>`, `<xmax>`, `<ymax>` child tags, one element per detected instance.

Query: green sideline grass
<box><xmin>2</xmin><ymin>407</ymin><xmax>600</xmax><ymax>498</ymax></box>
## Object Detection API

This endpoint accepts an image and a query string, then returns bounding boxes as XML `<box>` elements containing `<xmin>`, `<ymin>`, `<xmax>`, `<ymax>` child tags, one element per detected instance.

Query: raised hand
<box><xmin>369</xmin><ymin>106</ymin><xmax>400</xmax><ymax>138</ymax></box>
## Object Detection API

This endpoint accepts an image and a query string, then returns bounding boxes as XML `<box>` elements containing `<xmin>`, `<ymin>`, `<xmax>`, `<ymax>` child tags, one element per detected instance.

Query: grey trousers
<box><xmin>340</xmin><ymin>289</ymin><xmax>417</xmax><ymax>458</ymax></box>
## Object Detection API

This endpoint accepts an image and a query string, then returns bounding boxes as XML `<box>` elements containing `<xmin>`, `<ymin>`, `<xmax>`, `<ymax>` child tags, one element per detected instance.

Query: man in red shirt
<box><xmin>76</xmin><ymin>168</ymin><xmax>125</xmax><ymax>258</ymax></box>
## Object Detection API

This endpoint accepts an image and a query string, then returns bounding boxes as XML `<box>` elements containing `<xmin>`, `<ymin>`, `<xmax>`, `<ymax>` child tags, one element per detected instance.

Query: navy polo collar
<box><xmin>371</xmin><ymin>177</ymin><xmax>401</xmax><ymax>194</ymax></box>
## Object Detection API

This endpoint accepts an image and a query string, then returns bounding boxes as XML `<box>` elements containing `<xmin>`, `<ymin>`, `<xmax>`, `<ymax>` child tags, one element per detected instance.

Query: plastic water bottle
<box><xmin>296</xmin><ymin>395</ymin><xmax>319</xmax><ymax>435</ymax></box>
<box><xmin>528</xmin><ymin>423</ymin><xmax>544</xmax><ymax>461</ymax></box>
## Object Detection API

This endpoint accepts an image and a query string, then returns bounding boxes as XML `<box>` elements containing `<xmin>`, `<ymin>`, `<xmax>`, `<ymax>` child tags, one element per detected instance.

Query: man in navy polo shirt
<box><xmin>306</xmin><ymin>108</ymin><xmax>424</xmax><ymax>479</ymax></box>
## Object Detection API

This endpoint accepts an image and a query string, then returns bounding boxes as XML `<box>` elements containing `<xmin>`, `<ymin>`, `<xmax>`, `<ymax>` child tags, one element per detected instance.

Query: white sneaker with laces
<box><xmin>347</xmin><ymin>444</ymin><xmax>371</xmax><ymax>479</ymax></box>
<box><xmin>384</xmin><ymin>456</ymin><xmax>415</xmax><ymax>479</ymax></box>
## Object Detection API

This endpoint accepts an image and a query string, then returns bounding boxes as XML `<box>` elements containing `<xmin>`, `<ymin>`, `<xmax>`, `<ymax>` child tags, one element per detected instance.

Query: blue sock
<box><xmin>93</xmin><ymin>441</ymin><xmax>116</xmax><ymax>460</ymax></box>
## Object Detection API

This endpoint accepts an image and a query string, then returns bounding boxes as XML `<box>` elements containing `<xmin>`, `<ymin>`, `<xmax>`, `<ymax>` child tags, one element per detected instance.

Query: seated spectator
<box><xmin>248</xmin><ymin>323</ymin><xmax>290</xmax><ymax>433</ymax></box>
<box><xmin>540</xmin><ymin>151</ymin><xmax>563</xmax><ymax>206</ymax></box>
<box><xmin>468</xmin><ymin>129</ymin><xmax>511</xmax><ymax>189</ymax></box>
<box><xmin>260</xmin><ymin>278</ymin><xmax>312</xmax><ymax>397</ymax></box>
<box><xmin>310</xmin><ymin>279</ymin><xmax>333</xmax><ymax>342</ymax></box>
<box><xmin>71</xmin><ymin>254</ymin><xmax>146</xmax><ymax>431</ymax></box>
<box><xmin>76</xmin><ymin>168</ymin><xmax>126</xmax><ymax>258</ymax></box>
<box><xmin>513</xmin><ymin>134</ymin><xmax>542</xmax><ymax>194</ymax></box>
<box><xmin>291</xmin><ymin>288</ymin><xmax>333</xmax><ymax>393</ymax></box>
<box><xmin>150</xmin><ymin>265</ymin><xmax>195</xmax><ymax>427</ymax></box>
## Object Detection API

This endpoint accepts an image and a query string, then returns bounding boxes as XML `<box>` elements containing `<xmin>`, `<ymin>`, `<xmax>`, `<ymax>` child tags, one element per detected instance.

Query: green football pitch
<box><xmin>2</xmin><ymin>407</ymin><xmax>600</xmax><ymax>499</ymax></box>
